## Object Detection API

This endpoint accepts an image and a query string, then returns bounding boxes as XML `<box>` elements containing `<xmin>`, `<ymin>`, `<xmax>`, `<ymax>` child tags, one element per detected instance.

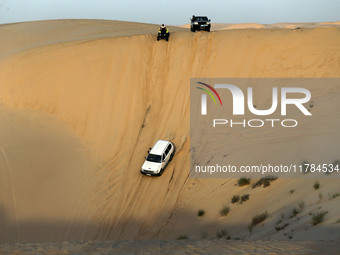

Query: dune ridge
<box><xmin>180</xmin><ymin>21</ymin><xmax>340</xmax><ymax>30</ymax></box>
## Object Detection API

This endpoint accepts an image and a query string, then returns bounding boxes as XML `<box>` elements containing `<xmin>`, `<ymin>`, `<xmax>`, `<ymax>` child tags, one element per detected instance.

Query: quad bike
<box><xmin>157</xmin><ymin>31</ymin><xmax>170</xmax><ymax>41</ymax></box>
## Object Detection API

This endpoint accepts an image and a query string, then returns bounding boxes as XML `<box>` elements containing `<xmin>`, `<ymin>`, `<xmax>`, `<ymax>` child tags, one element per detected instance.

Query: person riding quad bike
<box><xmin>157</xmin><ymin>24</ymin><xmax>170</xmax><ymax>41</ymax></box>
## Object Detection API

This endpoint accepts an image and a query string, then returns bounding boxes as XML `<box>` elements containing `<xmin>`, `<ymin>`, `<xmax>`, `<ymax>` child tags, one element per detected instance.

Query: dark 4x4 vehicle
<box><xmin>190</xmin><ymin>16</ymin><xmax>211</xmax><ymax>32</ymax></box>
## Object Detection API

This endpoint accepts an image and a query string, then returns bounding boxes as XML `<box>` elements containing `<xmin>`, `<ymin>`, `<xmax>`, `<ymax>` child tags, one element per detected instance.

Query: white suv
<box><xmin>141</xmin><ymin>140</ymin><xmax>175</xmax><ymax>176</ymax></box>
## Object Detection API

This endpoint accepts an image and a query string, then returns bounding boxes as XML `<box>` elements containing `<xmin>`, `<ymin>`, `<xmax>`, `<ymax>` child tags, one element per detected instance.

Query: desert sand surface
<box><xmin>0</xmin><ymin>19</ymin><xmax>340</xmax><ymax>252</ymax></box>
<box><xmin>1</xmin><ymin>240</ymin><xmax>340</xmax><ymax>255</ymax></box>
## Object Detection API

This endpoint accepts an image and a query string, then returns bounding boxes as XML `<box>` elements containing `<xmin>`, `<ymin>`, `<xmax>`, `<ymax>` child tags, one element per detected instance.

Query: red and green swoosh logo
<box><xmin>196</xmin><ymin>82</ymin><xmax>223</xmax><ymax>106</ymax></box>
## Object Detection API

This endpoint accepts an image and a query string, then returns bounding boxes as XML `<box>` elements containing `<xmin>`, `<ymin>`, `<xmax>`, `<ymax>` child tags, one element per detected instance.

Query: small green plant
<box><xmin>309</xmin><ymin>101</ymin><xmax>314</xmax><ymax>109</ymax></box>
<box><xmin>312</xmin><ymin>211</ymin><xmax>328</xmax><ymax>225</ymax></box>
<box><xmin>177</xmin><ymin>235</ymin><xmax>189</xmax><ymax>240</ymax></box>
<box><xmin>275</xmin><ymin>223</ymin><xmax>289</xmax><ymax>231</ymax></box>
<box><xmin>216</xmin><ymin>229</ymin><xmax>228</xmax><ymax>238</ymax></box>
<box><xmin>262</xmin><ymin>179</ymin><xmax>271</xmax><ymax>188</ymax></box>
<box><xmin>318</xmin><ymin>192</ymin><xmax>323</xmax><ymax>202</ymax></box>
<box><xmin>231</xmin><ymin>195</ymin><xmax>240</xmax><ymax>204</ymax></box>
<box><xmin>284</xmin><ymin>230</ymin><xmax>294</xmax><ymax>239</ymax></box>
<box><xmin>335</xmin><ymin>219</ymin><xmax>340</xmax><ymax>224</ymax></box>
<box><xmin>298</xmin><ymin>201</ymin><xmax>305</xmax><ymax>210</ymax></box>
<box><xmin>241</xmin><ymin>194</ymin><xmax>250</xmax><ymax>202</ymax></box>
<box><xmin>290</xmin><ymin>208</ymin><xmax>300</xmax><ymax>218</ymax></box>
<box><xmin>248</xmin><ymin>224</ymin><xmax>253</xmax><ymax>234</ymax></box>
<box><xmin>238</xmin><ymin>177</ymin><xmax>250</xmax><ymax>187</ymax></box>
<box><xmin>289</xmin><ymin>189</ymin><xmax>295</xmax><ymax>194</ymax></box>
<box><xmin>198</xmin><ymin>209</ymin><xmax>205</xmax><ymax>217</ymax></box>
<box><xmin>220</xmin><ymin>206</ymin><xmax>230</xmax><ymax>216</ymax></box>
<box><xmin>251</xmin><ymin>212</ymin><xmax>269</xmax><ymax>227</ymax></box>
<box><xmin>313</xmin><ymin>181</ymin><xmax>320</xmax><ymax>190</ymax></box>
<box><xmin>332</xmin><ymin>193</ymin><xmax>340</xmax><ymax>199</ymax></box>
<box><xmin>252</xmin><ymin>176</ymin><xmax>278</xmax><ymax>189</ymax></box>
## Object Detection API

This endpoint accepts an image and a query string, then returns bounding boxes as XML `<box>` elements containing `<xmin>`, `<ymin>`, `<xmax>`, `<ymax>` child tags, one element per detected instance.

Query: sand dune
<box><xmin>1</xmin><ymin>239</ymin><xmax>340</xmax><ymax>254</ymax></box>
<box><xmin>0</xmin><ymin>19</ymin><xmax>186</xmax><ymax>58</ymax></box>
<box><xmin>0</xmin><ymin>20</ymin><xmax>339</xmax><ymax>244</ymax></box>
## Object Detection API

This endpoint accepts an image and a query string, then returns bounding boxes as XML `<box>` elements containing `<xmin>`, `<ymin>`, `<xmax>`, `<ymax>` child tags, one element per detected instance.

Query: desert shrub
<box><xmin>220</xmin><ymin>206</ymin><xmax>230</xmax><ymax>216</ymax></box>
<box><xmin>231</xmin><ymin>195</ymin><xmax>240</xmax><ymax>204</ymax></box>
<box><xmin>275</xmin><ymin>223</ymin><xmax>289</xmax><ymax>231</ymax></box>
<box><xmin>298</xmin><ymin>201</ymin><xmax>305</xmax><ymax>210</ymax></box>
<box><xmin>241</xmin><ymin>194</ymin><xmax>250</xmax><ymax>202</ymax></box>
<box><xmin>312</xmin><ymin>211</ymin><xmax>328</xmax><ymax>225</ymax></box>
<box><xmin>252</xmin><ymin>176</ymin><xmax>278</xmax><ymax>189</ymax></box>
<box><xmin>216</xmin><ymin>229</ymin><xmax>228</xmax><ymax>238</ymax></box>
<box><xmin>289</xmin><ymin>189</ymin><xmax>295</xmax><ymax>194</ymax></box>
<box><xmin>177</xmin><ymin>235</ymin><xmax>189</xmax><ymax>240</ymax></box>
<box><xmin>251</xmin><ymin>212</ymin><xmax>269</xmax><ymax>227</ymax></box>
<box><xmin>263</xmin><ymin>179</ymin><xmax>271</xmax><ymax>187</ymax></box>
<box><xmin>332</xmin><ymin>193</ymin><xmax>340</xmax><ymax>199</ymax></box>
<box><xmin>198</xmin><ymin>209</ymin><xmax>205</xmax><ymax>217</ymax></box>
<box><xmin>314</xmin><ymin>181</ymin><xmax>320</xmax><ymax>190</ymax></box>
<box><xmin>276</xmin><ymin>219</ymin><xmax>282</xmax><ymax>225</ymax></box>
<box><xmin>290</xmin><ymin>208</ymin><xmax>300</xmax><ymax>218</ymax></box>
<box><xmin>238</xmin><ymin>177</ymin><xmax>250</xmax><ymax>187</ymax></box>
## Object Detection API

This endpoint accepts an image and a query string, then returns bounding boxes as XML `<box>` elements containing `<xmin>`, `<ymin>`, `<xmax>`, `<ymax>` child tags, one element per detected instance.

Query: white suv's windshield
<box><xmin>147</xmin><ymin>154</ymin><xmax>162</xmax><ymax>163</ymax></box>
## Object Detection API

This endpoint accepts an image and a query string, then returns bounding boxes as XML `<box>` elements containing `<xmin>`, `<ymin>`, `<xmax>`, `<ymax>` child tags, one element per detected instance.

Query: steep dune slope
<box><xmin>0</xmin><ymin>20</ymin><xmax>339</xmax><ymax>243</ymax></box>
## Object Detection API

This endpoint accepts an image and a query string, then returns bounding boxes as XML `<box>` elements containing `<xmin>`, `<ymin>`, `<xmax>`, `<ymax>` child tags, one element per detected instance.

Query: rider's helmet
<box><xmin>161</xmin><ymin>24</ymin><xmax>165</xmax><ymax>28</ymax></box>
